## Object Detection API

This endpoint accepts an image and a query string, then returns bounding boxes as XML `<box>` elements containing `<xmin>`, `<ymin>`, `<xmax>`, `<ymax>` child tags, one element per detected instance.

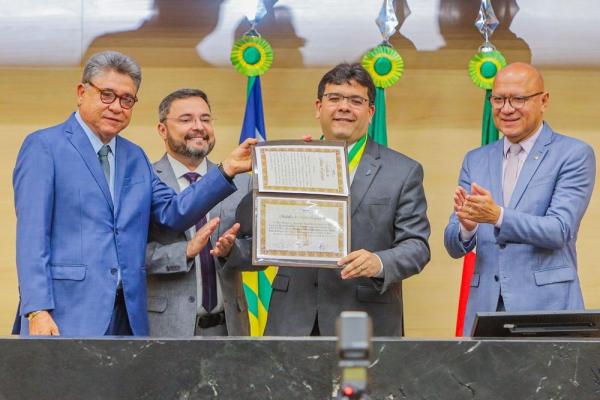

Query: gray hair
<box><xmin>158</xmin><ymin>88</ymin><xmax>210</xmax><ymax>122</ymax></box>
<box><xmin>81</xmin><ymin>51</ymin><xmax>142</xmax><ymax>90</ymax></box>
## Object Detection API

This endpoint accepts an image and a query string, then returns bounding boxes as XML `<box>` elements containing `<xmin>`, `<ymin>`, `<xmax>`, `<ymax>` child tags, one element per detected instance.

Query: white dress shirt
<box><xmin>167</xmin><ymin>154</ymin><xmax>224</xmax><ymax>316</ymax></box>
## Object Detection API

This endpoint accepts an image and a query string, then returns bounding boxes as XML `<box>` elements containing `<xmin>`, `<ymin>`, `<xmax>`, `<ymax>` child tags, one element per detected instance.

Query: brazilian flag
<box><xmin>239</xmin><ymin>76</ymin><xmax>278</xmax><ymax>336</ymax></box>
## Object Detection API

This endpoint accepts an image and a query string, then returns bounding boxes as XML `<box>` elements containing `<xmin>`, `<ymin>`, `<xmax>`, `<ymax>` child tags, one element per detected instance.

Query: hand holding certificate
<box><xmin>251</xmin><ymin>140</ymin><xmax>351</xmax><ymax>268</ymax></box>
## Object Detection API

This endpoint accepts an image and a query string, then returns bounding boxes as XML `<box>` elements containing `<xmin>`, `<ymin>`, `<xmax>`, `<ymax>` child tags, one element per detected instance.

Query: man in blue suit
<box><xmin>444</xmin><ymin>62</ymin><xmax>596</xmax><ymax>335</ymax></box>
<box><xmin>13</xmin><ymin>51</ymin><xmax>257</xmax><ymax>336</ymax></box>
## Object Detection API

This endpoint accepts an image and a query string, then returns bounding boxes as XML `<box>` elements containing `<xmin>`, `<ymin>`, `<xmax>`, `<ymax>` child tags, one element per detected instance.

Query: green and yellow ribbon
<box><xmin>320</xmin><ymin>133</ymin><xmax>368</xmax><ymax>173</ymax></box>
<box><xmin>348</xmin><ymin>134</ymin><xmax>368</xmax><ymax>173</ymax></box>
<box><xmin>468</xmin><ymin>50</ymin><xmax>506</xmax><ymax>89</ymax></box>
<box><xmin>230</xmin><ymin>35</ymin><xmax>274</xmax><ymax>77</ymax></box>
<box><xmin>361</xmin><ymin>45</ymin><xmax>404</xmax><ymax>89</ymax></box>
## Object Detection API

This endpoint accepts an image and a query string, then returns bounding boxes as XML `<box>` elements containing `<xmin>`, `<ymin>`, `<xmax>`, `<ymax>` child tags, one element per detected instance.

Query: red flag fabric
<box><xmin>455</xmin><ymin>251</ymin><xmax>476</xmax><ymax>336</ymax></box>
<box><xmin>455</xmin><ymin>89</ymin><xmax>499</xmax><ymax>336</ymax></box>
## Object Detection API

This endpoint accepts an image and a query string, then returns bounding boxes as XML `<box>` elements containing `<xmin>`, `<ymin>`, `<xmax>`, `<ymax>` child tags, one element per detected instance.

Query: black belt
<box><xmin>197</xmin><ymin>311</ymin><xmax>226</xmax><ymax>329</ymax></box>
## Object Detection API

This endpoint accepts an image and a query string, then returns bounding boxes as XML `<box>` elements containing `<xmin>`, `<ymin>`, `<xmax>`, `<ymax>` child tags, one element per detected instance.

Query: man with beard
<box><xmin>145</xmin><ymin>89</ymin><xmax>252</xmax><ymax>336</ymax></box>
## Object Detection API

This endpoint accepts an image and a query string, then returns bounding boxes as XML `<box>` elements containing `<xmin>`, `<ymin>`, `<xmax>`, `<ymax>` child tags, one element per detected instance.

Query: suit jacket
<box><xmin>13</xmin><ymin>114</ymin><xmax>236</xmax><ymax>336</ymax></box>
<box><xmin>226</xmin><ymin>139</ymin><xmax>431</xmax><ymax>336</ymax></box>
<box><xmin>444</xmin><ymin>123</ymin><xmax>596</xmax><ymax>334</ymax></box>
<box><xmin>145</xmin><ymin>155</ymin><xmax>252</xmax><ymax>336</ymax></box>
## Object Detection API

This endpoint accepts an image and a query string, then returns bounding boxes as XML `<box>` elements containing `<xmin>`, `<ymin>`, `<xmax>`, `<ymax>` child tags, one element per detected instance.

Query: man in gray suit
<box><xmin>145</xmin><ymin>89</ymin><xmax>252</xmax><ymax>336</ymax></box>
<box><xmin>227</xmin><ymin>63</ymin><xmax>431</xmax><ymax>336</ymax></box>
<box><xmin>444</xmin><ymin>63</ymin><xmax>595</xmax><ymax>334</ymax></box>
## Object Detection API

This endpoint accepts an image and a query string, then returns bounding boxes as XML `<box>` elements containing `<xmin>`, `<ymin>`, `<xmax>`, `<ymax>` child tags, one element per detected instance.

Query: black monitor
<box><xmin>471</xmin><ymin>310</ymin><xmax>600</xmax><ymax>338</ymax></box>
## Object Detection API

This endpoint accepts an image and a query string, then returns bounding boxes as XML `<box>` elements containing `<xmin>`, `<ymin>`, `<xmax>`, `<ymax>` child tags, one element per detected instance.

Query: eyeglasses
<box><xmin>322</xmin><ymin>93</ymin><xmax>369</xmax><ymax>107</ymax></box>
<box><xmin>86</xmin><ymin>81</ymin><xmax>138</xmax><ymax>110</ymax></box>
<box><xmin>490</xmin><ymin>92</ymin><xmax>544</xmax><ymax>110</ymax></box>
<box><xmin>162</xmin><ymin>115</ymin><xmax>215</xmax><ymax>127</ymax></box>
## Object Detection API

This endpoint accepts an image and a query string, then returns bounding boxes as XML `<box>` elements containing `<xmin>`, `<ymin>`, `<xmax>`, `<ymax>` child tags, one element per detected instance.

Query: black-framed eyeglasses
<box><xmin>322</xmin><ymin>93</ymin><xmax>369</xmax><ymax>107</ymax></box>
<box><xmin>86</xmin><ymin>81</ymin><xmax>138</xmax><ymax>110</ymax></box>
<box><xmin>490</xmin><ymin>92</ymin><xmax>544</xmax><ymax>110</ymax></box>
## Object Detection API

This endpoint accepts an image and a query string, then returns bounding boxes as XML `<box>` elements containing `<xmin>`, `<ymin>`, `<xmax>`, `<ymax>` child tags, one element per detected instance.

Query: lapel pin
<box><xmin>366</xmin><ymin>169</ymin><xmax>372</xmax><ymax>176</ymax></box>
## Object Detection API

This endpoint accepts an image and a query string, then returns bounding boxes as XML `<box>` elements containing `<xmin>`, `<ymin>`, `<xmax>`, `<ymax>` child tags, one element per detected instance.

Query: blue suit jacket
<box><xmin>444</xmin><ymin>123</ymin><xmax>596</xmax><ymax>335</ymax></box>
<box><xmin>13</xmin><ymin>113</ymin><xmax>236</xmax><ymax>336</ymax></box>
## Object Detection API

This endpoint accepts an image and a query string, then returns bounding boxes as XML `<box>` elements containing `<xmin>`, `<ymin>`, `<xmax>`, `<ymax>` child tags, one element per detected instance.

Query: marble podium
<box><xmin>1</xmin><ymin>337</ymin><xmax>599</xmax><ymax>399</ymax></box>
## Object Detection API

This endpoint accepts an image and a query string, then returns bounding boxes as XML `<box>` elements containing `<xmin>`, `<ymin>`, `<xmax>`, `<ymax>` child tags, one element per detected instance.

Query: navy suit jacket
<box><xmin>13</xmin><ymin>113</ymin><xmax>236</xmax><ymax>336</ymax></box>
<box><xmin>444</xmin><ymin>123</ymin><xmax>596</xmax><ymax>334</ymax></box>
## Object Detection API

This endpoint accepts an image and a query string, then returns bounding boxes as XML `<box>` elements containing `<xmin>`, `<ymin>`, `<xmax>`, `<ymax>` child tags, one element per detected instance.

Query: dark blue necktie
<box><xmin>183</xmin><ymin>172</ymin><xmax>218</xmax><ymax>312</ymax></box>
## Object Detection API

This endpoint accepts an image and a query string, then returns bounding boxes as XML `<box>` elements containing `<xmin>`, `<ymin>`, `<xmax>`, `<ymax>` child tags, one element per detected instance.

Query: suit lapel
<box><xmin>65</xmin><ymin>115</ymin><xmax>114</xmax><ymax>211</ymax></box>
<box><xmin>154</xmin><ymin>154</ymin><xmax>193</xmax><ymax>240</ymax></box>
<box><xmin>488</xmin><ymin>140</ymin><xmax>504</xmax><ymax>206</ymax></box>
<box><xmin>351</xmin><ymin>139</ymin><xmax>381</xmax><ymax>216</ymax></box>
<box><xmin>154</xmin><ymin>154</ymin><xmax>180</xmax><ymax>193</ymax></box>
<box><xmin>508</xmin><ymin>124</ymin><xmax>552</xmax><ymax>208</ymax></box>
<box><xmin>113</xmin><ymin>136</ymin><xmax>127</xmax><ymax>215</ymax></box>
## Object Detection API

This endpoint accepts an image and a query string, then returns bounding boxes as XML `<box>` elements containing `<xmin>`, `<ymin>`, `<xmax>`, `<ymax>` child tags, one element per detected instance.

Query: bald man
<box><xmin>444</xmin><ymin>62</ymin><xmax>596</xmax><ymax>335</ymax></box>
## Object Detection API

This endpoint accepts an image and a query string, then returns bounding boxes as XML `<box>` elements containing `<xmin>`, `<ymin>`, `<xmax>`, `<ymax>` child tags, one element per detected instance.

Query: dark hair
<box><xmin>158</xmin><ymin>88</ymin><xmax>210</xmax><ymax>122</ymax></box>
<box><xmin>317</xmin><ymin>63</ymin><xmax>375</xmax><ymax>104</ymax></box>
<box><xmin>82</xmin><ymin>51</ymin><xmax>142</xmax><ymax>90</ymax></box>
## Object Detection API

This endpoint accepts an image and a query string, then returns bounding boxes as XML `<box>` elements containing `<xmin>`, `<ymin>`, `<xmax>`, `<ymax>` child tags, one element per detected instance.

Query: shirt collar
<box><xmin>166</xmin><ymin>153</ymin><xmax>208</xmax><ymax>179</ymax></box>
<box><xmin>348</xmin><ymin>140</ymin><xmax>357</xmax><ymax>153</ymax></box>
<box><xmin>75</xmin><ymin>111</ymin><xmax>116</xmax><ymax>155</ymax></box>
<box><xmin>502</xmin><ymin>122</ymin><xmax>544</xmax><ymax>158</ymax></box>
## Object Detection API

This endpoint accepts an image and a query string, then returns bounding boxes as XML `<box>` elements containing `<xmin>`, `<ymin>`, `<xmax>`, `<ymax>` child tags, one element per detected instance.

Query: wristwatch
<box><xmin>217</xmin><ymin>162</ymin><xmax>234</xmax><ymax>182</ymax></box>
<box><xmin>27</xmin><ymin>310</ymin><xmax>44</xmax><ymax>321</ymax></box>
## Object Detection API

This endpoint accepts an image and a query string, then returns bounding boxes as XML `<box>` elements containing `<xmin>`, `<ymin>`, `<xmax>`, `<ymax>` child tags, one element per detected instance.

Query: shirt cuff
<box><xmin>495</xmin><ymin>207</ymin><xmax>504</xmax><ymax>228</ymax></box>
<box><xmin>459</xmin><ymin>223</ymin><xmax>477</xmax><ymax>243</ymax></box>
<box><xmin>373</xmin><ymin>254</ymin><xmax>384</xmax><ymax>278</ymax></box>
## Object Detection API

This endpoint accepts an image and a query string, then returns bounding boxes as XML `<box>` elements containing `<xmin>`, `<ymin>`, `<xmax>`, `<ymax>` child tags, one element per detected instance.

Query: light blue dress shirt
<box><xmin>74</xmin><ymin>111</ymin><xmax>116</xmax><ymax>200</ymax></box>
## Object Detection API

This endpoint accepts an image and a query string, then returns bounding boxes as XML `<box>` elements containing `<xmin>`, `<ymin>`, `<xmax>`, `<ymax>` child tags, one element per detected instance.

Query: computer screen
<box><xmin>471</xmin><ymin>310</ymin><xmax>600</xmax><ymax>338</ymax></box>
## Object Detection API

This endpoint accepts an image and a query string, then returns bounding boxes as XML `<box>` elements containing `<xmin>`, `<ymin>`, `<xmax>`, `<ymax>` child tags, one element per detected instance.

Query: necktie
<box><xmin>503</xmin><ymin>143</ymin><xmax>522</xmax><ymax>206</ymax></box>
<box><xmin>183</xmin><ymin>172</ymin><xmax>218</xmax><ymax>312</ymax></box>
<box><xmin>98</xmin><ymin>145</ymin><xmax>111</xmax><ymax>183</ymax></box>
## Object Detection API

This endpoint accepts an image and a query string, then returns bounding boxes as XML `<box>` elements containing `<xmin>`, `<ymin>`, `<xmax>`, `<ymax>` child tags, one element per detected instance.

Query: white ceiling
<box><xmin>0</xmin><ymin>0</ymin><xmax>598</xmax><ymax>67</ymax></box>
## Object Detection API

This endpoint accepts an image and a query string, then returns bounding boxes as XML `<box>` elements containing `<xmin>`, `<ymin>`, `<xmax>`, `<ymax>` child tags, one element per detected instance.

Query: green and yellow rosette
<box><xmin>361</xmin><ymin>45</ymin><xmax>404</xmax><ymax>89</ymax></box>
<box><xmin>230</xmin><ymin>35</ymin><xmax>273</xmax><ymax>76</ymax></box>
<box><xmin>468</xmin><ymin>50</ymin><xmax>506</xmax><ymax>89</ymax></box>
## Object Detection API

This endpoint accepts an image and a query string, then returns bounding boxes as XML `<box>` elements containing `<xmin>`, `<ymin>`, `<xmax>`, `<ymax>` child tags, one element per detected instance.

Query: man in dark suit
<box><xmin>145</xmin><ymin>89</ymin><xmax>252</xmax><ymax>336</ymax></box>
<box><xmin>444</xmin><ymin>63</ymin><xmax>596</xmax><ymax>334</ymax></box>
<box><xmin>227</xmin><ymin>63</ymin><xmax>431</xmax><ymax>336</ymax></box>
<box><xmin>13</xmin><ymin>51</ymin><xmax>256</xmax><ymax>337</ymax></box>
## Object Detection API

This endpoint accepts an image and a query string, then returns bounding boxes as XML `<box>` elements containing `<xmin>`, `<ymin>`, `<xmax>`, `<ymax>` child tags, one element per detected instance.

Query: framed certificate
<box><xmin>251</xmin><ymin>140</ymin><xmax>351</xmax><ymax>268</ymax></box>
<box><xmin>253</xmin><ymin>141</ymin><xmax>349</xmax><ymax>196</ymax></box>
<box><xmin>252</xmin><ymin>196</ymin><xmax>349</xmax><ymax>267</ymax></box>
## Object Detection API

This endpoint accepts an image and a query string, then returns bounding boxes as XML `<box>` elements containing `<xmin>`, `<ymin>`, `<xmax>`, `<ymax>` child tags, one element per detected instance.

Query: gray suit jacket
<box><xmin>226</xmin><ymin>139</ymin><xmax>431</xmax><ymax>336</ymax></box>
<box><xmin>145</xmin><ymin>154</ymin><xmax>252</xmax><ymax>336</ymax></box>
<box><xmin>444</xmin><ymin>123</ymin><xmax>596</xmax><ymax>334</ymax></box>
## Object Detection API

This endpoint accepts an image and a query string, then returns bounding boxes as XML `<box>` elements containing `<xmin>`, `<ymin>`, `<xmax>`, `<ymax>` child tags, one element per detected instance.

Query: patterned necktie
<box><xmin>183</xmin><ymin>172</ymin><xmax>218</xmax><ymax>312</ymax></box>
<box><xmin>98</xmin><ymin>145</ymin><xmax>111</xmax><ymax>183</ymax></box>
<box><xmin>503</xmin><ymin>143</ymin><xmax>522</xmax><ymax>206</ymax></box>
